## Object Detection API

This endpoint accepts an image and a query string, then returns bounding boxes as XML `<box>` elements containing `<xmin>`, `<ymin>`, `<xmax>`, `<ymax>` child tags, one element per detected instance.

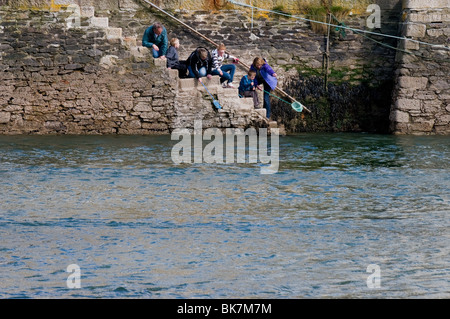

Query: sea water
<box><xmin>0</xmin><ymin>133</ymin><xmax>449</xmax><ymax>298</ymax></box>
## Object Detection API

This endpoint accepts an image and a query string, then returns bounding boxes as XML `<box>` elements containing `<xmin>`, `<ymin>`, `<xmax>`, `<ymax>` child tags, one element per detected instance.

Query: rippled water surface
<box><xmin>0</xmin><ymin>133</ymin><xmax>449</xmax><ymax>298</ymax></box>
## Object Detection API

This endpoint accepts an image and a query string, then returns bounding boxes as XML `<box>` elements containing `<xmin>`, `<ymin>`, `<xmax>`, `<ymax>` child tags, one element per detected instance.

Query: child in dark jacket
<box><xmin>238</xmin><ymin>70</ymin><xmax>260</xmax><ymax>108</ymax></box>
<box><xmin>186</xmin><ymin>47</ymin><xmax>213</xmax><ymax>83</ymax></box>
<box><xmin>166</xmin><ymin>38</ymin><xmax>187</xmax><ymax>78</ymax></box>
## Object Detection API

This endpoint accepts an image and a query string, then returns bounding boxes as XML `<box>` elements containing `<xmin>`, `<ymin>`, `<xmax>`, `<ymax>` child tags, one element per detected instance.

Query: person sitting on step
<box><xmin>238</xmin><ymin>70</ymin><xmax>260</xmax><ymax>108</ymax></box>
<box><xmin>186</xmin><ymin>47</ymin><xmax>213</xmax><ymax>83</ymax></box>
<box><xmin>211</xmin><ymin>43</ymin><xmax>239</xmax><ymax>88</ymax></box>
<box><xmin>166</xmin><ymin>38</ymin><xmax>187</xmax><ymax>78</ymax></box>
<box><xmin>142</xmin><ymin>22</ymin><xmax>168</xmax><ymax>60</ymax></box>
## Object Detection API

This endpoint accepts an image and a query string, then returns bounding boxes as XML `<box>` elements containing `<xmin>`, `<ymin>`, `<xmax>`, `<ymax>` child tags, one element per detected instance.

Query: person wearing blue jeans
<box><xmin>142</xmin><ymin>22</ymin><xmax>168</xmax><ymax>59</ymax></box>
<box><xmin>250</xmin><ymin>57</ymin><xmax>278</xmax><ymax>119</ymax></box>
<box><xmin>212</xmin><ymin>64</ymin><xmax>236</xmax><ymax>86</ymax></box>
<box><xmin>188</xmin><ymin>65</ymin><xmax>207</xmax><ymax>78</ymax></box>
<box><xmin>211</xmin><ymin>43</ymin><xmax>239</xmax><ymax>88</ymax></box>
<box><xmin>186</xmin><ymin>47</ymin><xmax>213</xmax><ymax>83</ymax></box>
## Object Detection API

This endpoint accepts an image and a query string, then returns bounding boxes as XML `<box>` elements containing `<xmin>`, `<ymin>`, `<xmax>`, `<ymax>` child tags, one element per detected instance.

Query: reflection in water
<box><xmin>0</xmin><ymin>134</ymin><xmax>449</xmax><ymax>298</ymax></box>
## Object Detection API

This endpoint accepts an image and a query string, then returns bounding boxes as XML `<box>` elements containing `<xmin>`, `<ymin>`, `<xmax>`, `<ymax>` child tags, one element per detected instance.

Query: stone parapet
<box><xmin>403</xmin><ymin>0</ymin><xmax>450</xmax><ymax>9</ymax></box>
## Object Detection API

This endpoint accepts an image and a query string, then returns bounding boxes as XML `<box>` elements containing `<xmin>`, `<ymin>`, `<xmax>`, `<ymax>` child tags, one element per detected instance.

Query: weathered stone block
<box><xmin>99</xmin><ymin>55</ymin><xmax>118</xmax><ymax>69</ymax></box>
<box><xmin>422</xmin><ymin>101</ymin><xmax>441</xmax><ymax>114</ymax></box>
<box><xmin>127</xmin><ymin>119</ymin><xmax>142</xmax><ymax>129</ymax></box>
<box><xmin>427</xmin><ymin>29</ymin><xmax>444</xmax><ymax>37</ymax></box>
<box><xmin>65</xmin><ymin>63</ymin><xmax>83</xmax><ymax>70</ymax></box>
<box><xmin>142</xmin><ymin>122</ymin><xmax>169</xmax><ymax>131</ymax></box>
<box><xmin>268</xmin><ymin>121</ymin><xmax>278</xmax><ymax>128</ymax></box>
<box><xmin>44</xmin><ymin>121</ymin><xmax>65</xmax><ymax>131</ymax></box>
<box><xmin>152</xmin><ymin>57</ymin><xmax>166</xmax><ymax>68</ymax></box>
<box><xmin>133</xmin><ymin>102</ymin><xmax>152</xmax><ymax>112</ymax></box>
<box><xmin>0</xmin><ymin>112</ymin><xmax>11</xmax><ymax>123</ymax></box>
<box><xmin>390</xmin><ymin>110</ymin><xmax>410</xmax><ymax>123</ymax></box>
<box><xmin>54</xmin><ymin>0</ymin><xmax>76</xmax><ymax>5</ymax></box>
<box><xmin>119</xmin><ymin>0</ymin><xmax>140</xmax><ymax>10</ymax></box>
<box><xmin>398</xmin><ymin>76</ymin><xmax>428</xmax><ymax>89</ymax></box>
<box><xmin>178</xmin><ymin>78</ymin><xmax>196</xmax><ymax>91</ymax></box>
<box><xmin>152</xmin><ymin>99</ymin><xmax>167</xmax><ymax>107</ymax></box>
<box><xmin>80</xmin><ymin>6</ymin><xmax>95</xmax><ymax>18</ymax></box>
<box><xmin>414</xmin><ymin>91</ymin><xmax>437</xmax><ymax>100</ymax></box>
<box><xmin>430</xmin><ymin>79</ymin><xmax>450</xmax><ymax>90</ymax></box>
<box><xmin>123</xmin><ymin>36</ymin><xmax>137</xmax><ymax>48</ymax></box>
<box><xmin>434</xmin><ymin>125</ymin><xmax>450</xmax><ymax>134</ymax></box>
<box><xmin>90</xmin><ymin>17</ymin><xmax>108</xmax><ymax>29</ymax></box>
<box><xmin>403</xmin><ymin>0</ymin><xmax>450</xmax><ymax>9</ymax></box>
<box><xmin>409</xmin><ymin>13</ymin><xmax>442</xmax><ymax>23</ymax></box>
<box><xmin>139</xmin><ymin>112</ymin><xmax>161</xmax><ymax>120</ymax></box>
<box><xmin>253</xmin><ymin>108</ymin><xmax>266</xmax><ymax>118</ymax></box>
<box><xmin>238</xmin><ymin>97</ymin><xmax>255</xmax><ymax>108</ymax></box>
<box><xmin>404</xmin><ymin>40</ymin><xmax>420</xmax><ymax>50</ymax></box>
<box><xmin>167</xmin><ymin>68</ymin><xmax>179</xmax><ymax>79</ymax></box>
<box><xmin>436</xmin><ymin>115</ymin><xmax>450</xmax><ymax>125</ymax></box>
<box><xmin>106</xmin><ymin>27</ymin><xmax>122</xmax><ymax>39</ymax></box>
<box><xmin>396</xmin><ymin>98</ymin><xmax>422</xmax><ymax>111</ymax></box>
<box><xmin>404</xmin><ymin>23</ymin><xmax>426</xmax><ymax>38</ymax></box>
<box><xmin>409</xmin><ymin>120</ymin><xmax>435</xmax><ymax>132</ymax></box>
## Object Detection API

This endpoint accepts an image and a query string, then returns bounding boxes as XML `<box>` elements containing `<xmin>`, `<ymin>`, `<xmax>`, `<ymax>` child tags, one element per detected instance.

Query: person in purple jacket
<box><xmin>250</xmin><ymin>57</ymin><xmax>278</xmax><ymax>119</ymax></box>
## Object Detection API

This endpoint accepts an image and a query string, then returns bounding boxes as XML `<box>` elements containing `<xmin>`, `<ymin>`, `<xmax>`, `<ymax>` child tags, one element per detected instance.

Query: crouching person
<box><xmin>186</xmin><ymin>47</ymin><xmax>213</xmax><ymax>83</ymax></box>
<box><xmin>238</xmin><ymin>70</ymin><xmax>260</xmax><ymax>108</ymax></box>
<box><xmin>142</xmin><ymin>22</ymin><xmax>168</xmax><ymax>59</ymax></box>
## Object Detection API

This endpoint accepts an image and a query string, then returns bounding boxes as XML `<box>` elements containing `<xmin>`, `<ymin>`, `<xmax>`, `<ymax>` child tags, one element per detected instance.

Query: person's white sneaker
<box><xmin>226</xmin><ymin>83</ymin><xmax>235</xmax><ymax>88</ymax></box>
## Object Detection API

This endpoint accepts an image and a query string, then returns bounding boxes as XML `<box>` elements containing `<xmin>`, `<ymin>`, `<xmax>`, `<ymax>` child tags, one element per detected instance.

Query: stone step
<box><xmin>152</xmin><ymin>57</ymin><xmax>167</xmax><ymax>68</ymax></box>
<box><xmin>238</xmin><ymin>96</ymin><xmax>256</xmax><ymax>108</ymax></box>
<box><xmin>220</xmin><ymin>87</ymin><xmax>240</xmax><ymax>97</ymax></box>
<box><xmin>178</xmin><ymin>76</ymin><xmax>222</xmax><ymax>92</ymax></box>
<box><xmin>269</xmin><ymin>121</ymin><xmax>278</xmax><ymax>128</ymax></box>
<box><xmin>167</xmin><ymin>69</ymin><xmax>179</xmax><ymax>79</ymax></box>
<box><xmin>254</xmin><ymin>108</ymin><xmax>267</xmax><ymax>118</ymax></box>
<box><xmin>269</xmin><ymin>124</ymin><xmax>286</xmax><ymax>136</ymax></box>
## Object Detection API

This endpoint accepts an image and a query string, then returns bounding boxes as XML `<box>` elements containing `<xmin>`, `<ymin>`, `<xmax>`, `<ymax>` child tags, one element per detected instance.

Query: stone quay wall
<box><xmin>389</xmin><ymin>0</ymin><xmax>450</xmax><ymax>135</ymax></box>
<box><xmin>0</xmin><ymin>4</ymin><xmax>267</xmax><ymax>135</ymax></box>
<box><xmin>1</xmin><ymin>0</ymin><xmax>449</xmax><ymax>135</ymax></box>
<box><xmin>0</xmin><ymin>8</ymin><xmax>180</xmax><ymax>134</ymax></box>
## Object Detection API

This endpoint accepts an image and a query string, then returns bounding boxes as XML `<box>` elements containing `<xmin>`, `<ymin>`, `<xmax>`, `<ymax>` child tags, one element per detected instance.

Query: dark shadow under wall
<box><xmin>272</xmin><ymin>75</ymin><xmax>394</xmax><ymax>134</ymax></box>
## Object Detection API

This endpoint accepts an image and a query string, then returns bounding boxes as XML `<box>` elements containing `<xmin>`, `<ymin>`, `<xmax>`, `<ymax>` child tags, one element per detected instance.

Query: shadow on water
<box><xmin>280</xmin><ymin>133</ymin><xmax>406</xmax><ymax>171</ymax></box>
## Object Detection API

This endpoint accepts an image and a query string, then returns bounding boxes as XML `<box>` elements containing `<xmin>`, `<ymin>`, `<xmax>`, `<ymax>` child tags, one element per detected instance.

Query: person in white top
<box><xmin>211</xmin><ymin>43</ymin><xmax>239</xmax><ymax>88</ymax></box>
